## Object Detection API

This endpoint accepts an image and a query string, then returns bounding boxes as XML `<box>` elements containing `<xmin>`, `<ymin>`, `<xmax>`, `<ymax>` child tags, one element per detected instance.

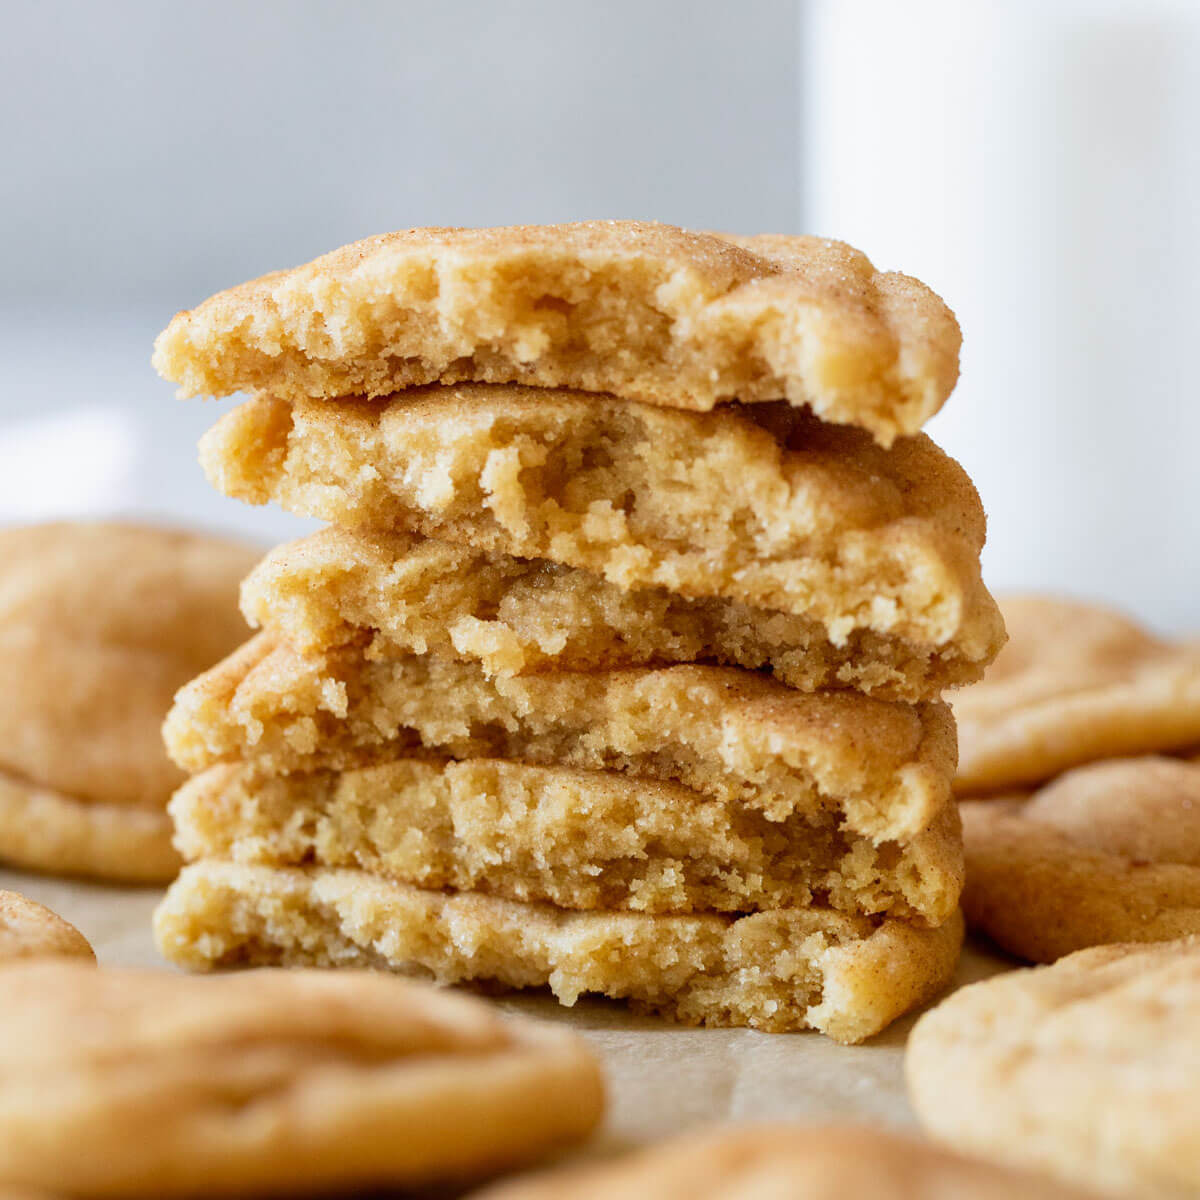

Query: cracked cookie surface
<box><xmin>961</xmin><ymin>757</ymin><xmax>1200</xmax><ymax>961</ymax></box>
<box><xmin>907</xmin><ymin>937</ymin><xmax>1200</xmax><ymax>1199</ymax></box>
<box><xmin>0</xmin><ymin>960</ymin><xmax>602</xmax><ymax>1196</ymax></box>
<box><xmin>954</xmin><ymin>595</ymin><xmax>1200</xmax><ymax>794</ymax></box>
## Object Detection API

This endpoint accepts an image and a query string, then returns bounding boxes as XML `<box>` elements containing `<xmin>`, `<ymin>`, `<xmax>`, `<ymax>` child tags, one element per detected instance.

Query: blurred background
<box><xmin>1</xmin><ymin>0</ymin><xmax>1196</xmax><ymax>630</ymax></box>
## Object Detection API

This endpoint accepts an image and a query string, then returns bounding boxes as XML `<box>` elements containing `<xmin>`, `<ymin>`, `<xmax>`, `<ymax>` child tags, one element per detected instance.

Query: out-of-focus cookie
<box><xmin>962</xmin><ymin>757</ymin><xmax>1200</xmax><ymax>962</ymax></box>
<box><xmin>0</xmin><ymin>890</ymin><xmax>92</xmax><ymax>962</ymax></box>
<box><xmin>907</xmin><ymin>937</ymin><xmax>1200</xmax><ymax>1198</ymax></box>
<box><xmin>474</xmin><ymin>1123</ymin><xmax>1099</xmax><ymax>1199</ymax></box>
<box><xmin>0</xmin><ymin>961</ymin><xmax>603</xmax><ymax>1197</ymax></box>
<box><xmin>0</xmin><ymin>522</ymin><xmax>258</xmax><ymax>882</ymax></box>
<box><xmin>153</xmin><ymin>220</ymin><xmax>961</xmax><ymax>446</ymax></box>
<box><xmin>154</xmin><ymin>860</ymin><xmax>963</xmax><ymax>1043</ymax></box>
<box><xmin>954</xmin><ymin>595</ymin><xmax>1200</xmax><ymax>793</ymax></box>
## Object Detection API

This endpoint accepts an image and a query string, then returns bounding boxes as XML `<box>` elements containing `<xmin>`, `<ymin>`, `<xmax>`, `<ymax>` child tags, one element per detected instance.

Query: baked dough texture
<box><xmin>0</xmin><ymin>889</ymin><xmax>93</xmax><ymax>962</ymax></box>
<box><xmin>475</xmin><ymin>1122</ymin><xmax>1100</xmax><ymax>1199</ymax></box>
<box><xmin>171</xmin><ymin>758</ymin><xmax>964</xmax><ymax>924</ymax></box>
<box><xmin>954</xmin><ymin>594</ymin><xmax>1200</xmax><ymax>794</ymax></box>
<box><xmin>200</xmin><ymin>386</ymin><xmax>1002</xmax><ymax>661</ymax></box>
<box><xmin>154</xmin><ymin>861</ymin><xmax>963</xmax><ymax>1043</ymax></box>
<box><xmin>152</xmin><ymin>220</ymin><xmax>961</xmax><ymax>446</ymax></box>
<box><xmin>152</xmin><ymin>224</ymin><xmax>981</xmax><ymax>1049</ymax></box>
<box><xmin>907</xmin><ymin>937</ymin><xmax>1200</xmax><ymax>1199</ymax></box>
<box><xmin>0</xmin><ymin>960</ymin><xmax>602</xmax><ymax>1197</ymax></box>
<box><xmin>961</xmin><ymin>757</ymin><xmax>1200</xmax><ymax>962</ymax></box>
<box><xmin>242</xmin><ymin>526</ymin><xmax>987</xmax><ymax>701</ymax></box>
<box><xmin>164</xmin><ymin>635</ymin><xmax>958</xmax><ymax>843</ymax></box>
<box><xmin>0</xmin><ymin>522</ymin><xmax>258</xmax><ymax>882</ymax></box>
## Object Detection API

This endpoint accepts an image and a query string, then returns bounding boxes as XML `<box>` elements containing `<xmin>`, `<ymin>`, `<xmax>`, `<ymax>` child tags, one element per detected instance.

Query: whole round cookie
<box><xmin>0</xmin><ymin>962</ymin><xmax>603</xmax><ymax>1197</ymax></box>
<box><xmin>954</xmin><ymin>594</ymin><xmax>1200</xmax><ymax>793</ymax></box>
<box><xmin>907</xmin><ymin>937</ymin><xmax>1200</xmax><ymax>1198</ymax></box>
<box><xmin>475</xmin><ymin>1123</ymin><xmax>1098</xmax><ymax>1198</ymax></box>
<box><xmin>0</xmin><ymin>890</ymin><xmax>92</xmax><ymax>962</ymax></box>
<box><xmin>0</xmin><ymin>522</ymin><xmax>259</xmax><ymax>882</ymax></box>
<box><xmin>962</xmin><ymin>757</ymin><xmax>1200</xmax><ymax>962</ymax></box>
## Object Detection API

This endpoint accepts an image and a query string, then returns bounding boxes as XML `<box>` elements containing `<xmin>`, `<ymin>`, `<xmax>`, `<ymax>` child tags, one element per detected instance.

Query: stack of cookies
<box><xmin>151</xmin><ymin>222</ymin><xmax>1004</xmax><ymax>1043</ymax></box>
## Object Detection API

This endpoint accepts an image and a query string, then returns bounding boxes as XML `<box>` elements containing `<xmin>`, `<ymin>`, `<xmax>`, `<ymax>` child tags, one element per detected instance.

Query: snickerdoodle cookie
<box><xmin>164</xmin><ymin>635</ymin><xmax>958</xmax><ymax>843</ymax></box>
<box><xmin>0</xmin><ymin>961</ymin><xmax>602</xmax><ymax>1196</ymax></box>
<box><xmin>242</xmin><ymin>527</ymin><xmax>988</xmax><ymax>701</ymax></box>
<box><xmin>907</xmin><ymin>936</ymin><xmax>1200</xmax><ymax>1198</ymax></box>
<box><xmin>954</xmin><ymin>595</ymin><xmax>1200</xmax><ymax>794</ymax></box>
<box><xmin>153</xmin><ymin>221</ymin><xmax>960</xmax><ymax>446</ymax></box>
<box><xmin>155</xmin><ymin>861</ymin><xmax>963</xmax><ymax>1043</ymax></box>
<box><xmin>0</xmin><ymin>889</ymin><xmax>92</xmax><ymax>962</ymax></box>
<box><xmin>0</xmin><ymin>522</ymin><xmax>257</xmax><ymax>881</ymax></box>
<box><xmin>200</xmin><ymin>386</ymin><xmax>1002</xmax><ymax>662</ymax></box>
<box><xmin>171</xmin><ymin>757</ymin><xmax>963</xmax><ymax>924</ymax></box>
<box><xmin>474</xmin><ymin>1123</ymin><xmax>1100</xmax><ymax>1199</ymax></box>
<box><xmin>961</xmin><ymin>757</ymin><xmax>1200</xmax><ymax>961</ymax></box>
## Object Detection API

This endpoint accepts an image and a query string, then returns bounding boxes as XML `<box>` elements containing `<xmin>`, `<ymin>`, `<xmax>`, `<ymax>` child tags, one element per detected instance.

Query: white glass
<box><xmin>802</xmin><ymin>0</ymin><xmax>1200</xmax><ymax>632</ymax></box>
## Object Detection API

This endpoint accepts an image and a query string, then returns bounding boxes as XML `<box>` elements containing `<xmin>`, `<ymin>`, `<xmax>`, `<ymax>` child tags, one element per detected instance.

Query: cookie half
<box><xmin>476</xmin><ymin>1122</ymin><xmax>1099</xmax><ymax>1199</ymax></box>
<box><xmin>961</xmin><ymin>757</ymin><xmax>1200</xmax><ymax>961</ymax></box>
<box><xmin>0</xmin><ymin>961</ymin><xmax>602</xmax><ymax>1197</ymax></box>
<box><xmin>0</xmin><ymin>522</ymin><xmax>258</xmax><ymax>882</ymax></box>
<box><xmin>153</xmin><ymin>220</ymin><xmax>961</xmax><ymax>446</ymax></box>
<box><xmin>241</xmin><ymin>527</ymin><xmax>987</xmax><ymax>702</ymax></box>
<box><xmin>165</xmin><ymin>636</ymin><xmax>958</xmax><ymax>843</ymax></box>
<box><xmin>172</xmin><ymin>758</ymin><xmax>964</xmax><ymax>924</ymax></box>
<box><xmin>907</xmin><ymin>937</ymin><xmax>1200</xmax><ymax>1198</ymax></box>
<box><xmin>0</xmin><ymin>889</ymin><xmax>93</xmax><ymax>962</ymax></box>
<box><xmin>200</xmin><ymin>385</ymin><xmax>1002</xmax><ymax>660</ymax></box>
<box><xmin>954</xmin><ymin>594</ymin><xmax>1200</xmax><ymax>793</ymax></box>
<box><xmin>154</xmin><ymin>861</ymin><xmax>963</xmax><ymax>1043</ymax></box>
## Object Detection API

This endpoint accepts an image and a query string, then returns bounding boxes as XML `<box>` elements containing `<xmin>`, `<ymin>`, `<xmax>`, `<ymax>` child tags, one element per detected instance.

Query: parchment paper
<box><xmin>0</xmin><ymin>867</ymin><xmax>1012</xmax><ymax>1153</ymax></box>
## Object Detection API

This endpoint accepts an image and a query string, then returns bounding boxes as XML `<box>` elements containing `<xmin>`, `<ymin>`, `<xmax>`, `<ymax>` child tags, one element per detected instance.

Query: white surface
<box><xmin>0</xmin><ymin>864</ymin><xmax>1011</xmax><ymax>1148</ymax></box>
<box><xmin>802</xmin><ymin>0</ymin><xmax>1200</xmax><ymax>633</ymax></box>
